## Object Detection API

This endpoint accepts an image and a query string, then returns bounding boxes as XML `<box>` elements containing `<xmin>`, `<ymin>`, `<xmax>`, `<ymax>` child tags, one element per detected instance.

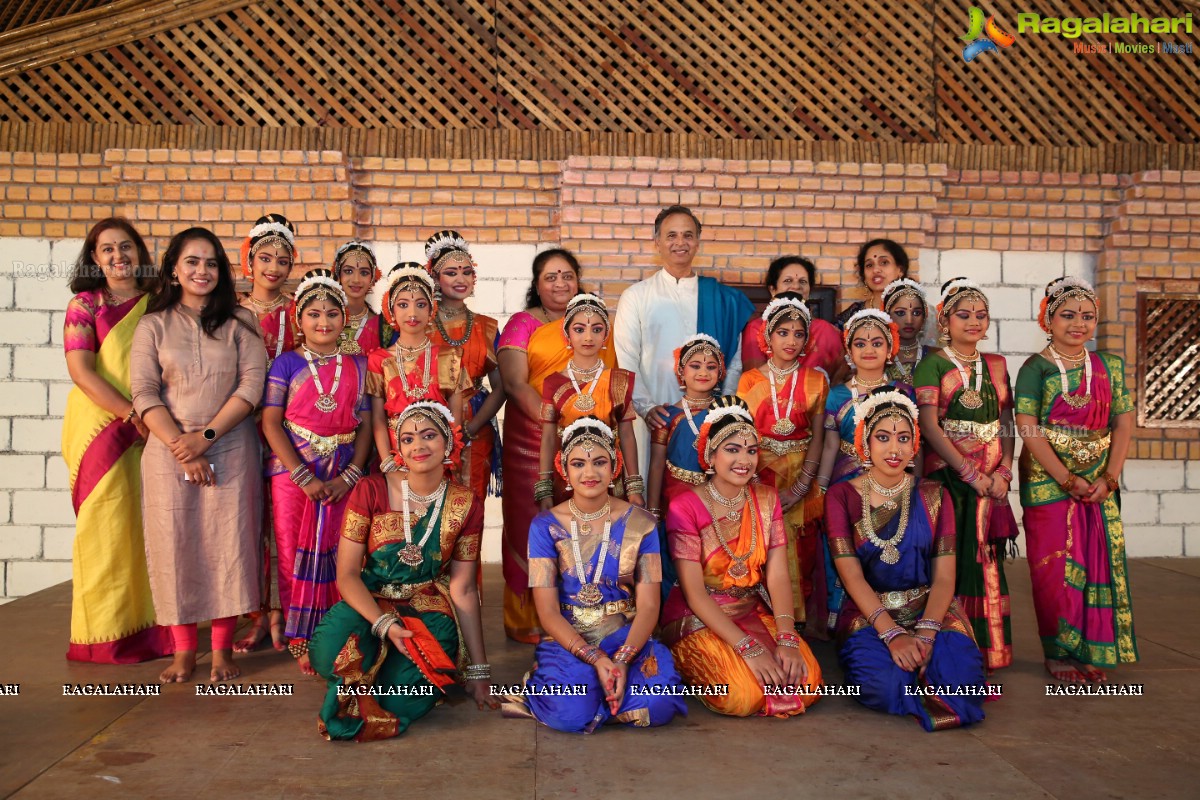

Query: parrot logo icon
<box><xmin>961</xmin><ymin>7</ymin><xmax>1016</xmax><ymax>61</ymax></box>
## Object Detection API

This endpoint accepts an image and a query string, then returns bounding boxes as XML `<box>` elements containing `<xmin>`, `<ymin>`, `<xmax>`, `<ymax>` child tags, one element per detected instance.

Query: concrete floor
<box><xmin>0</xmin><ymin>559</ymin><xmax>1197</xmax><ymax>800</ymax></box>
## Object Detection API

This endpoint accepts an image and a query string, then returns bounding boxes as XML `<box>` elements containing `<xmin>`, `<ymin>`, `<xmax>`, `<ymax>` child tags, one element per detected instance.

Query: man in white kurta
<box><xmin>614</xmin><ymin>206</ymin><xmax>752</xmax><ymax>473</ymax></box>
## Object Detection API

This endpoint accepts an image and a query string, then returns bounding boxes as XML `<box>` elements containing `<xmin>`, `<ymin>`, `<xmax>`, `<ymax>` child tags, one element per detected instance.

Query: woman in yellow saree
<box><xmin>62</xmin><ymin>218</ymin><xmax>171</xmax><ymax>662</ymax></box>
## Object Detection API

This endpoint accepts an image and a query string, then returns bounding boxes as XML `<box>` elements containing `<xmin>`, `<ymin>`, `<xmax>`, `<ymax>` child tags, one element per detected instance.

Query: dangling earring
<box><xmin>608</xmin><ymin>480</ymin><xmax>615</xmax><ymax>490</ymax></box>
<box><xmin>938</xmin><ymin>328</ymin><xmax>950</xmax><ymax>344</ymax></box>
<box><xmin>443</xmin><ymin>447</ymin><xmax>452</xmax><ymax>465</ymax></box>
<box><xmin>704</xmin><ymin>467</ymin><xmax>715</xmax><ymax>476</ymax></box>
<box><xmin>862</xmin><ymin>458</ymin><xmax>873</xmax><ymax>469</ymax></box>
<box><xmin>565</xmin><ymin>483</ymin><xmax>573</xmax><ymax>493</ymax></box>
<box><xmin>169</xmin><ymin>272</ymin><xmax>180</xmax><ymax>286</ymax></box>
<box><xmin>566</xmin><ymin>343</ymin><xmax>573</xmax><ymax>351</ymax></box>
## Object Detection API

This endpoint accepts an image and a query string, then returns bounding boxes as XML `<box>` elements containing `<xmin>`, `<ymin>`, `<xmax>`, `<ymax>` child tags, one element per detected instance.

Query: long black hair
<box><xmin>68</xmin><ymin>217</ymin><xmax>155</xmax><ymax>293</ymax></box>
<box><xmin>524</xmin><ymin>248</ymin><xmax>583</xmax><ymax>310</ymax></box>
<box><xmin>145</xmin><ymin>227</ymin><xmax>259</xmax><ymax>338</ymax></box>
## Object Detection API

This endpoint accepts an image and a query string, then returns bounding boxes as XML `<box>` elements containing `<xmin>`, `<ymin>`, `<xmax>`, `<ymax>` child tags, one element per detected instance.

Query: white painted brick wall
<box><xmin>1</xmin><ymin>238</ymin><xmax>1193</xmax><ymax>600</ymax></box>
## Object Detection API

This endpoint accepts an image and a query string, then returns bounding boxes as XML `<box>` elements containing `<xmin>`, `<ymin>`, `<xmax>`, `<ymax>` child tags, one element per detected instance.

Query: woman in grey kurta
<box><xmin>130</xmin><ymin>227</ymin><xmax>267</xmax><ymax>683</ymax></box>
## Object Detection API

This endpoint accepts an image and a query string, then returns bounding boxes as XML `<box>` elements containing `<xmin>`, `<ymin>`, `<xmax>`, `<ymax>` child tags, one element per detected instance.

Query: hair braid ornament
<box><xmin>240</xmin><ymin>214</ymin><xmax>296</xmax><ymax>278</ymax></box>
<box><xmin>388</xmin><ymin>400</ymin><xmax>464</xmax><ymax>473</ymax></box>
<box><xmin>1038</xmin><ymin>276</ymin><xmax>1098</xmax><ymax>333</ymax></box>
<box><xmin>673</xmin><ymin>333</ymin><xmax>726</xmax><ymax>389</ymax></box>
<box><xmin>696</xmin><ymin>396</ymin><xmax>758</xmax><ymax>473</ymax></box>
<box><xmin>853</xmin><ymin>390</ymin><xmax>921</xmax><ymax>464</ymax></box>
<box><xmin>292</xmin><ymin>268</ymin><xmax>348</xmax><ymax>326</ymax></box>
<box><xmin>369</xmin><ymin>263</ymin><xmax>437</xmax><ymax>327</ymax></box>
<box><xmin>842</xmin><ymin>308</ymin><xmax>901</xmax><ymax>360</ymax></box>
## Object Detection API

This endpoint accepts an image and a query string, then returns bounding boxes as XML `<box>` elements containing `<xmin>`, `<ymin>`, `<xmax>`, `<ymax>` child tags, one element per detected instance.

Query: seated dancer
<box><xmin>309</xmin><ymin>401</ymin><xmax>497</xmax><ymax>741</ymax></box>
<box><xmin>537</xmin><ymin>293</ymin><xmax>643</xmax><ymax>510</ymax></box>
<box><xmin>1017</xmin><ymin>277</ymin><xmax>1136</xmax><ymax>683</ymax></box>
<box><xmin>814</xmin><ymin>309</ymin><xmax>916</xmax><ymax>634</ymax></box>
<box><xmin>826</xmin><ymin>389</ymin><xmax>986</xmax><ymax>731</ymax></box>
<box><xmin>661</xmin><ymin>396</ymin><xmax>823</xmax><ymax>718</ymax></box>
<box><xmin>503</xmin><ymin>418</ymin><xmax>686</xmax><ymax>732</ymax></box>
<box><xmin>646</xmin><ymin>334</ymin><xmax>725</xmax><ymax>595</ymax></box>
<box><xmin>261</xmin><ymin>269</ymin><xmax>372</xmax><ymax>674</ymax></box>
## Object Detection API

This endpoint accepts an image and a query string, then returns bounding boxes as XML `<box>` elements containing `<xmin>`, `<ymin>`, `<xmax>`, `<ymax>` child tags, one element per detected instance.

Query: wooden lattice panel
<box><xmin>492</xmin><ymin>0</ymin><xmax>934</xmax><ymax>138</ymax></box>
<box><xmin>935</xmin><ymin>0</ymin><xmax>1200</xmax><ymax>145</ymax></box>
<box><xmin>1138</xmin><ymin>293</ymin><xmax>1200</xmax><ymax>427</ymax></box>
<box><xmin>0</xmin><ymin>0</ymin><xmax>104</xmax><ymax>32</ymax></box>
<box><xmin>0</xmin><ymin>0</ymin><xmax>1197</xmax><ymax>144</ymax></box>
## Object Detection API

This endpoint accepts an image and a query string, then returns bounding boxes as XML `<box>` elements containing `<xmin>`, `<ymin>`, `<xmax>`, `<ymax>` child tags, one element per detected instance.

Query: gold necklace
<box><xmin>439</xmin><ymin>304</ymin><xmax>467</xmax><ymax>320</ymax></box>
<box><xmin>1047</xmin><ymin>343</ymin><xmax>1087</xmax><ymax>363</ymax></box>
<box><xmin>700</xmin><ymin>486</ymin><xmax>755</xmax><ymax>578</ymax></box>
<box><xmin>683</xmin><ymin>394</ymin><xmax>712</xmax><ymax>410</ymax></box>
<box><xmin>853</xmin><ymin>375</ymin><xmax>888</xmax><ymax>392</ymax></box>
<box><xmin>945</xmin><ymin>343</ymin><xmax>980</xmax><ymax>362</ymax></box>
<box><xmin>568</xmin><ymin>499</ymin><xmax>611</xmax><ymax>534</ymax></box>
<box><xmin>860</xmin><ymin>474</ymin><xmax>911</xmax><ymax>565</ymax></box>
<box><xmin>246</xmin><ymin>293</ymin><xmax>288</xmax><ymax>313</ymax></box>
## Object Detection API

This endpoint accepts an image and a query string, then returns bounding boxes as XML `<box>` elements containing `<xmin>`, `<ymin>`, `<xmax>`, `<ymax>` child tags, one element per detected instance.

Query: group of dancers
<box><xmin>60</xmin><ymin>204</ymin><xmax>1137</xmax><ymax>741</ymax></box>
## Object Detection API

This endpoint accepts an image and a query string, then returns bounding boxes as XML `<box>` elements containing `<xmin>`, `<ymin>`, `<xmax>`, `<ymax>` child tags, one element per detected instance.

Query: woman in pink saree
<box><xmin>1016</xmin><ymin>277</ymin><xmax>1136</xmax><ymax>683</ymax></box>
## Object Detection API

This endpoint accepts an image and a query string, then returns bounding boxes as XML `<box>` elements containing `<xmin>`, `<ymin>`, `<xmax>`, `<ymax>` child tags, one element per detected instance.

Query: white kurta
<box><xmin>613</xmin><ymin>268</ymin><xmax>743</xmax><ymax>473</ymax></box>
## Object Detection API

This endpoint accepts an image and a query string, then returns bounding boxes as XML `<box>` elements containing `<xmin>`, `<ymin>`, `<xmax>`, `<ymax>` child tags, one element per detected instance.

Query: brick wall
<box><xmin>2</xmin><ymin>149</ymin><xmax>1198</xmax><ymax>600</ymax></box>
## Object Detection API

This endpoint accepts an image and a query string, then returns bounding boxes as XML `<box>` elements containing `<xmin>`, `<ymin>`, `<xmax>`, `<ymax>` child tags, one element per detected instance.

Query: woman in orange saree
<box><xmin>62</xmin><ymin>218</ymin><xmax>172</xmax><ymax>663</ymax></box>
<box><xmin>661</xmin><ymin>396</ymin><xmax>822</xmax><ymax>717</ymax></box>
<box><xmin>424</xmin><ymin>230</ymin><xmax>505</xmax><ymax>503</ymax></box>
<box><xmin>497</xmin><ymin>250</ymin><xmax>616</xmax><ymax>642</ymax></box>
<box><xmin>737</xmin><ymin>293</ymin><xmax>828</xmax><ymax>627</ymax></box>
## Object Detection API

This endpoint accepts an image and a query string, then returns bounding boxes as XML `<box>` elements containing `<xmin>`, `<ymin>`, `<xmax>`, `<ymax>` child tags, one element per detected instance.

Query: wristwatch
<box><xmin>203</xmin><ymin>428</ymin><xmax>217</xmax><ymax>441</ymax></box>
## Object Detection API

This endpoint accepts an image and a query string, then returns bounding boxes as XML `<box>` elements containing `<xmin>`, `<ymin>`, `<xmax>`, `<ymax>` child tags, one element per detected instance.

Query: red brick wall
<box><xmin>2</xmin><ymin>148</ymin><xmax>1197</xmax><ymax>459</ymax></box>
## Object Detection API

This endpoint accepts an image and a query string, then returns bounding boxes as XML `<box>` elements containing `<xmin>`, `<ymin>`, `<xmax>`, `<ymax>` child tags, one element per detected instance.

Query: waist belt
<box><xmin>941</xmin><ymin>418</ymin><xmax>999</xmax><ymax>445</ymax></box>
<box><xmin>666</xmin><ymin>460</ymin><xmax>706</xmax><ymax>485</ymax></box>
<box><xmin>377</xmin><ymin>581</ymin><xmax>433</xmax><ymax>600</ymax></box>
<box><xmin>561</xmin><ymin>599</ymin><xmax>635</xmax><ymax>630</ymax></box>
<box><xmin>707</xmin><ymin>583</ymin><xmax>762</xmax><ymax>599</ymax></box>
<box><xmin>1039</xmin><ymin>426</ymin><xmax>1111</xmax><ymax>466</ymax></box>
<box><xmin>760</xmin><ymin>434</ymin><xmax>812</xmax><ymax>456</ymax></box>
<box><xmin>877</xmin><ymin>586</ymin><xmax>929</xmax><ymax>610</ymax></box>
<box><xmin>284</xmin><ymin>420</ymin><xmax>357</xmax><ymax>457</ymax></box>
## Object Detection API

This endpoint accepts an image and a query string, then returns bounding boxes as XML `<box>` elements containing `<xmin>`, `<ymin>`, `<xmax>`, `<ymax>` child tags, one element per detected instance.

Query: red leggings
<box><xmin>169</xmin><ymin>617</ymin><xmax>237</xmax><ymax>652</ymax></box>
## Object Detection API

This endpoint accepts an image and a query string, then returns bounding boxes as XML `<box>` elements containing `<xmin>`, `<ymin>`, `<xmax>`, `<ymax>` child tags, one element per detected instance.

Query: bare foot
<box><xmin>160</xmin><ymin>651</ymin><xmax>197</xmax><ymax>683</ymax></box>
<box><xmin>1077</xmin><ymin>663</ymin><xmax>1108</xmax><ymax>683</ymax></box>
<box><xmin>298</xmin><ymin>654</ymin><xmax>316</xmax><ymax>677</ymax></box>
<box><xmin>233</xmin><ymin>614</ymin><xmax>268</xmax><ymax>654</ymax></box>
<box><xmin>1045</xmin><ymin>658</ymin><xmax>1083</xmax><ymax>683</ymax></box>
<box><xmin>269</xmin><ymin>610</ymin><xmax>287</xmax><ymax>652</ymax></box>
<box><xmin>210</xmin><ymin>649</ymin><xmax>242</xmax><ymax>682</ymax></box>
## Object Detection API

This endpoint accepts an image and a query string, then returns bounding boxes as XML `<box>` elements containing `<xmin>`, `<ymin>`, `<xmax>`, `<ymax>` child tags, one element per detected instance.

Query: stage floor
<box><xmin>1</xmin><ymin>559</ymin><xmax>1197</xmax><ymax>799</ymax></box>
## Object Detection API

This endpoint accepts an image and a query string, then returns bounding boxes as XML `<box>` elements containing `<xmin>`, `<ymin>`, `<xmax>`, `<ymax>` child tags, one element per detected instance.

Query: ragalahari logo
<box><xmin>961</xmin><ymin>7</ymin><xmax>1016</xmax><ymax>61</ymax></box>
